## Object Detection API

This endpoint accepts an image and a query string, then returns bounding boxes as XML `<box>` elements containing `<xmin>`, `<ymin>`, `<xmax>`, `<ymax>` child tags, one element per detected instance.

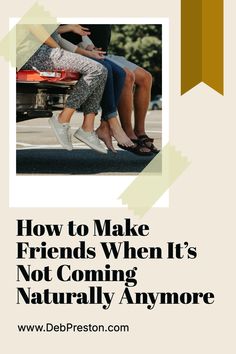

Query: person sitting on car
<box><xmin>21</xmin><ymin>24</ymin><xmax>133</xmax><ymax>153</ymax></box>
<box><xmin>62</xmin><ymin>24</ymin><xmax>159</xmax><ymax>155</ymax></box>
<box><xmin>58</xmin><ymin>25</ymin><xmax>133</xmax><ymax>152</ymax></box>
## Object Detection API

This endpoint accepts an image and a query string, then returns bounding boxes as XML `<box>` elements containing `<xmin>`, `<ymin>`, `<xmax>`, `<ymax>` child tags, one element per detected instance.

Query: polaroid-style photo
<box><xmin>11</xmin><ymin>18</ymin><xmax>169</xmax><ymax>207</ymax></box>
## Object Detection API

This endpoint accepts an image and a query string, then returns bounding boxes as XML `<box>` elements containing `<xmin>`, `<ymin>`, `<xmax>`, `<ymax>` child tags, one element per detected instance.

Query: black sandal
<box><xmin>118</xmin><ymin>139</ymin><xmax>153</xmax><ymax>156</ymax></box>
<box><xmin>137</xmin><ymin>135</ymin><xmax>160</xmax><ymax>154</ymax></box>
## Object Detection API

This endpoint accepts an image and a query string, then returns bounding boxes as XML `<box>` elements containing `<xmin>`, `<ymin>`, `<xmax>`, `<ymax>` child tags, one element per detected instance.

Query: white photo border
<box><xmin>10</xmin><ymin>17</ymin><xmax>169</xmax><ymax>208</ymax></box>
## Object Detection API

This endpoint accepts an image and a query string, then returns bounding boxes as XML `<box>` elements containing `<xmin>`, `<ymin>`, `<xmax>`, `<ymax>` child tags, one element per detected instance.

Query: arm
<box><xmin>81</xmin><ymin>35</ymin><xmax>95</xmax><ymax>49</ymax></box>
<box><xmin>57</xmin><ymin>24</ymin><xmax>91</xmax><ymax>37</ymax></box>
<box><xmin>75</xmin><ymin>46</ymin><xmax>106</xmax><ymax>60</ymax></box>
<box><xmin>79</xmin><ymin>36</ymin><xmax>102</xmax><ymax>51</ymax></box>
<box><xmin>57</xmin><ymin>35</ymin><xmax>77</xmax><ymax>52</ymax></box>
<box><xmin>58</xmin><ymin>34</ymin><xmax>106</xmax><ymax>59</ymax></box>
<box><xmin>28</xmin><ymin>24</ymin><xmax>59</xmax><ymax>48</ymax></box>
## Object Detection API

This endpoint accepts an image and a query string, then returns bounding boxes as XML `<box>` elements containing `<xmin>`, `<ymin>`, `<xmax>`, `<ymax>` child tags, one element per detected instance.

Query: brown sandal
<box><xmin>118</xmin><ymin>139</ymin><xmax>152</xmax><ymax>156</ymax></box>
<box><xmin>137</xmin><ymin>135</ymin><xmax>160</xmax><ymax>154</ymax></box>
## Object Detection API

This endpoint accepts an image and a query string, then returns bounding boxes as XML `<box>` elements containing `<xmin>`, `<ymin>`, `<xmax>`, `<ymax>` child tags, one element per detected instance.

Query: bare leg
<box><xmin>117</xmin><ymin>68</ymin><xmax>151</xmax><ymax>154</ymax></box>
<box><xmin>82</xmin><ymin>113</ymin><xmax>95</xmax><ymax>132</ymax></box>
<box><xmin>58</xmin><ymin>109</ymin><xmax>95</xmax><ymax>132</ymax></box>
<box><xmin>117</xmin><ymin>69</ymin><xmax>136</xmax><ymax>140</ymax></box>
<box><xmin>107</xmin><ymin>117</ymin><xmax>133</xmax><ymax>147</ymax></box>
<box><xmin>96</xmin><ymin>117</ymin><xmax>134</xmax><ymax>149</ymax></box>
<box><xmin>133</xmin><ymin>67</ymin><xmax>152</xmax><ymax>136</ymax></box>
<box><xmin>96</xmin><ymin>120</ymin><xmax>116</xmax><ymax>153</ymax></box>
<box><xmin>58</xmin><ymin>107</ymin><xmax>75</xmax><ymax>124</ymax></box>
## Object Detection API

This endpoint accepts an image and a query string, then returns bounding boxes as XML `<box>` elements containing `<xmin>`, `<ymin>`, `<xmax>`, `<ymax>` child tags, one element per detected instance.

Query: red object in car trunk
<box><xmin>16</xmin><ymin>70</ymin><xmax>80</xmax><ymax>82</ymax></box>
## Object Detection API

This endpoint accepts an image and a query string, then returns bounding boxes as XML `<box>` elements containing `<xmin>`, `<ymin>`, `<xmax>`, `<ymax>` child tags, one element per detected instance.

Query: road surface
<box><xmin>16</xmin><ymin>110</ymin><xmax>162</xmax><ymax>175</ymax></box>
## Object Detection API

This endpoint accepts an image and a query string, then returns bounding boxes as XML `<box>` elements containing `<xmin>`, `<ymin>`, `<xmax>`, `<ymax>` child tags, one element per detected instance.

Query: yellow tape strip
<box><xmin>120</xmin><ymin>144</ymin><xmax>190</xmax><ymax>216</ymax></box>
<box><xmin>0</xmin><ymin>2</ymin><xmax>58</xmax><ymax>69</ymax></box>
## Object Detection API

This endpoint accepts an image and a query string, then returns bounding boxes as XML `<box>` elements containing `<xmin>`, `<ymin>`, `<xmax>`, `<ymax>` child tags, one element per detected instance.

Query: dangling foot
<box><xmin>74</xmin><ymin>128</ymin><xmax>107</xmax><ymax>154</ymax></box>
<box><xmin>136</xmin><ymin>134</ymin><xmax>160</xmax><ymax>154</ymax></box>
<box><xmin>49</xmin><ymin>114</ymin><xmax>73</xmax><ymax>151</ymax></box>
<box><xmin>108</xmin><ymin>118</ymin><xmax>134</xmax><ymax>147</ymax></box>
<box><xmin>96</xmin><ymin>122</ymin><xmax>117</xmax><ymax>153</ymax></box>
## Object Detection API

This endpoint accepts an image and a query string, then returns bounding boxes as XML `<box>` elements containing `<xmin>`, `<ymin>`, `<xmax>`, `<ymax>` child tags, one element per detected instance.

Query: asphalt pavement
<box><xmin>16</xmin><ymin>110</ymin><xmax>162</xmax><ymax>175</ymax></box>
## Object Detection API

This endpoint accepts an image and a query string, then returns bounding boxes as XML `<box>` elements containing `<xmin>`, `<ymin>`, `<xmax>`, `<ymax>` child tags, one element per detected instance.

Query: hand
<box><xmin>71</xmin><ymin>25</ymin><xmax>91</xmax><ymax>36</ymax></box>
<box><xmin>86</xmin><ymin>44</ymin><xmax>95</xmax><ymax>51</ymax></box>
<box><xmin>88</xmin><ymin>49</ymin><xmax>106</xmax><ymax>60</ymax></box>
<box><xmin>85</xmin><ymin>45</ymin><xmax>103</xmax><ymax>51</ymax></box>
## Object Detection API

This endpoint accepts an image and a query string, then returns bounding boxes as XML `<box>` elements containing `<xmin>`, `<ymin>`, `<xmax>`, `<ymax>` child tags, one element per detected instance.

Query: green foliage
<box><xmin>110</xmin><ymin>25</ymin><xmax>162</xmax><ymax>95</ymax></box>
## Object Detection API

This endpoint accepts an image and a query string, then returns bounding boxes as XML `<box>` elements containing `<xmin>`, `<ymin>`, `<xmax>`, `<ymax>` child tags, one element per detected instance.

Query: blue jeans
<box><xmin>91</xmin><ymin>58</ymin><xmax>126</xmax><ymax>120</ymax></box>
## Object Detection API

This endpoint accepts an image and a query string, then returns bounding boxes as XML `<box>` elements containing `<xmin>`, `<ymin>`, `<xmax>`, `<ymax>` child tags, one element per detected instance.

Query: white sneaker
<box><xmin>74</xmin><ymin>128</ymin><xmax>107</xmax><ymax>154</ymax></box>
<box><xmin>49</xmin><ymin>115</ymin><xmax>73</xmax><ymax>151</ymax></box>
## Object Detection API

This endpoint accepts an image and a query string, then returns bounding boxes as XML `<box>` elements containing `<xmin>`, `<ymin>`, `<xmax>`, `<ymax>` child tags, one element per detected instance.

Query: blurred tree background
<box><xmin>109</xmin><ymin>25</ymin><xmax>162</xmax><ymax>97</ymax></box>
